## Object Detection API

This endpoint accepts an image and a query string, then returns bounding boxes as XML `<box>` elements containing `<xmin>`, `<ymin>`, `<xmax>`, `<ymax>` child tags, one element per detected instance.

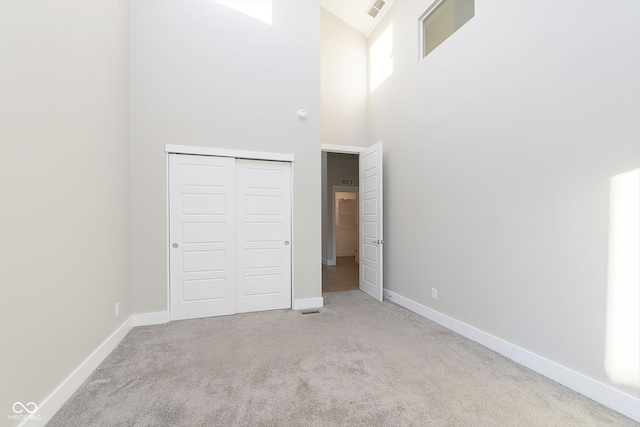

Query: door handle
<box><xmin>284</xmin><ymin>241</ymin><xmax>290</xmax><ymax>245</ymax></box>
<box><xmin>373</xmin><ymin>240</ymin><xmax>384</xmax><ymax>245</ymax></box>
<box><xmin>172</xmin><ymin>243</ymin><xmax>178</xmax><ymax>248</ymax></box>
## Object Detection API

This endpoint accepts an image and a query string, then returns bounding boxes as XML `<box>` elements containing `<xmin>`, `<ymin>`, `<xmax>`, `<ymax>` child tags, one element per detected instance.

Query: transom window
<box><xmin>420</xmin><ymin>0</ymin><xmax>474</xmax><ymax>58</ymax></box>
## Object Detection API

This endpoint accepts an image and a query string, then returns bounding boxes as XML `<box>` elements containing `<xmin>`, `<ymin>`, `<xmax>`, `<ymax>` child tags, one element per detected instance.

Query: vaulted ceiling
<box><xmin>320</xmin><ymin>0</ymin><xmax>395</xmax><ymax>37</ymax></box>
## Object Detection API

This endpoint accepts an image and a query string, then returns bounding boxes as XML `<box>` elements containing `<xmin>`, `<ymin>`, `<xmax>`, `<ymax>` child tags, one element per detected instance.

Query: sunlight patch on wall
<box><xmin>605</xmin><ymin>168</ymin><xmax>640</xmax><ymax>389</ymax></box>
<box><xmin>215</xmin><ymin>0</ymin><xmax>272</xmax><ymax>25</ymax></box>
<box><xmin>370</xmin><ymin>23</ymin><xmax>393</xmax><ymax>92</ymax></box>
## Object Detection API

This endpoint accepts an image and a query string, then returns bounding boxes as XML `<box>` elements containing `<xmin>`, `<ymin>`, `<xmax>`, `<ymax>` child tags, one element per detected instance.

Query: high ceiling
<box><xmin>320</xmin><ymin>0</ymin><xmax>395</xmax><ymax>37</ymax></box>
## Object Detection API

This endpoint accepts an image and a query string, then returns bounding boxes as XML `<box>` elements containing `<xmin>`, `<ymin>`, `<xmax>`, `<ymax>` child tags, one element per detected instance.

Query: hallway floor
<box><xmin>322</xmin><ymin>256</ymin><xmax>359</xmax><ymax>292</ymax></box>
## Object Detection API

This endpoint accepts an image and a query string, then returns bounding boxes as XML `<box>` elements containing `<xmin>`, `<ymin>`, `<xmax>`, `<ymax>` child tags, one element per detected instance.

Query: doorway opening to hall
<box><xmin>322</xmin><ymin>152</ymin><xmax>360</xmax><ymax>293</ymax></box>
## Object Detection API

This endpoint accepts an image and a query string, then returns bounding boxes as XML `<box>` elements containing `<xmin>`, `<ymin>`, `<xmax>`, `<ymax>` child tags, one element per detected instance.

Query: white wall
<box><xmin>320</xmin><ymin>8</ymin><xmax>368</xmax><ymax>266</ymax></box>
<box><xmin>321</xmin><ymin>8</ymin><xmax>368</xmax><ymax>147</ymax></box>
<box><xmin>0</xmin><ymin>0</ymin><xmax>131</xmax><ymax>424</ymax></box>
<box><xmin>130</xmin><ymin>0</ymin><xmax>322</xmax><ymax>312</ymax></box>
<box><xmin>369</xmin><ymin>0</ymin><xmax>639</xmax><ymax>402</ymax></box>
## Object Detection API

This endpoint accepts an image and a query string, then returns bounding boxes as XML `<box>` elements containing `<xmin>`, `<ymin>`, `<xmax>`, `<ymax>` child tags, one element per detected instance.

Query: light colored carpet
<box><xmin>48</xmin><ymin>291</ymin><xmax>637</xmax><ymax>426</ymax></box>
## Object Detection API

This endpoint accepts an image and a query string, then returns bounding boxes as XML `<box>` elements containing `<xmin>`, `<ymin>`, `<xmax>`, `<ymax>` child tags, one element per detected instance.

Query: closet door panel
<box><xmin>236</xmin><ymin>160</ymin><xmax>292</xmax><ymax>313</ymax></box>
<box><xmin>169</xmin><ymin>154</ymin><xmax>236</xmax><ymax>320</ymax></box>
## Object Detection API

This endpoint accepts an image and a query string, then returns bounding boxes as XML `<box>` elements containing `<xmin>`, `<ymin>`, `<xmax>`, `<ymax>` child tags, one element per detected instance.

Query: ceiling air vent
<box><xmin>367</xmin><ymin>0</ymin><xmax>386</xmax><ymax>18</ymax></box>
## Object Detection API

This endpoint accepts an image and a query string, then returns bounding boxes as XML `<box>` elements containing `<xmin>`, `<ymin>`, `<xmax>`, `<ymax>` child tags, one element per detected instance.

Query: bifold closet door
<box><xmin>169</xmin><ymin>154</ymin><xmax>236</xmax><ymax>321</ymax></box>
<box><xmin>235</xmin><ymin>159</ymin><xmax>292</xmax><ymax>313</ymax></box>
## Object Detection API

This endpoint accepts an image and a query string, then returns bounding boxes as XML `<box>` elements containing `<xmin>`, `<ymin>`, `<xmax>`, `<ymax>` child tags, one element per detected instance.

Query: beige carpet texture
<box><xmin>48</xmin><ymin>291</ymin><xmax>638</xmax><ymax>426</ymax></box>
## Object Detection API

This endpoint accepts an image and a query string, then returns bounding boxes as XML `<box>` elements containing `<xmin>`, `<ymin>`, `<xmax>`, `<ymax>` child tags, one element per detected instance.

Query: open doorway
<box><xmin>322</xmin><ymin>152</ymin><xmax>360</xmax><ymax>293</ymax></box>
<box><xmin>321</xmin><ymin>142</ymin><xmax>384</xmax><ymax>300</ymax></box>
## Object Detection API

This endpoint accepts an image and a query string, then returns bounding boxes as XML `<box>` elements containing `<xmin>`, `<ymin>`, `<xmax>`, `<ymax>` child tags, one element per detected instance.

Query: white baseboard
<box><xmin>293</xmin><ymin>297</ymin><xmax>324</xmax><ymax>310</ymax></box>
<box><xmin>383</xmin><ymin>290</ymin><xmax>640</xmax><ymax>422</ymax></box>
<box><xmin>21</xmin><ymin>317</ymin><xmax>134</xmax><ymax>427</ymax></box>
<box><xmin>325</xmin><ymin>260</ymin><xmax>336</xmax><ymax>266</ymax></box>
<box><xmin>132</xmin><ymin>311</ymin><xmax>170</xmax><ymax>327</ymax></box>
<box><xmin>20</xmin><ymin>311</ymin><xmax>169</xmax><ymax>426</ymax></box>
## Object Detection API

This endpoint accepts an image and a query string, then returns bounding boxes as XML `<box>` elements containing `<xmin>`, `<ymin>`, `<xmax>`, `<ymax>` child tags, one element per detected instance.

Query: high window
<box><xmin>420</xmin><ymin>0</ymin><xmax>474</xmax><ymax>58</ymax></box>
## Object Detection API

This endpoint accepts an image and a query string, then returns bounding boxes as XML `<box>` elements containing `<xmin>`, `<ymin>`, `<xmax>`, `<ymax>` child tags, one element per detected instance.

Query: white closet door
<box><xmin>169</xmin><ymin>154</ymin><xmax>236</xmax><ymax>320</ymax></box>
<box><xmin>236</xmin><ymin>159</ymin><xmax>292</xmax><ymax>313</ymax></box>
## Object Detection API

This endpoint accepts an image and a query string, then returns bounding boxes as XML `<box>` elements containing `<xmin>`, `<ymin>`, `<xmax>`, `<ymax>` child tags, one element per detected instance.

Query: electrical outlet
<box><xmin>115</xmin><ymin>302</ymin><xmax>120</xmax><ymax>317</ymax></box>
<box><xmin>432</xmin><ymin>288</ymin><xmax>438</xmax><ymax>300</ymax></box>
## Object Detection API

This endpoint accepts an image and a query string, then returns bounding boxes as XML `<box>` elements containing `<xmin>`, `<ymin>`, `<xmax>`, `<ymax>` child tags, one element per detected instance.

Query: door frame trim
<box><xmin>321</xmin><ymin>144</ymin><xmax>365</xmax><ymax>154</ymax></box>
<box><xmin>166</xmin><ymin>144</ymin><xmax>295</xmax><ymax>162</ymax></box>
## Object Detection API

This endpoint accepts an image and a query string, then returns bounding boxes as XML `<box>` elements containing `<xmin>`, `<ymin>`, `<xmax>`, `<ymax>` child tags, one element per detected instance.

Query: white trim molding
<box><xmin>321</xmin><ymin>144</ymin><xmax>366</xmax><ymax>154</ymax></box>
<box><xmin>293</xmin><ymin>297</ymin><xmax>324</xmax><ymax>310</ymax></box>
<box><xmin>21</xmin><ymin>318</ymin><xmax>134</xmax><ymax>427</ymax></box>
<box><xmin>165</xmin><ymin>144</ymin><xmax>294</xmax><ymax>162</ymax></box>
<box><xmin>383</xmin><ymin>289</ymin><xmax>640</xmax><ymax>422</ymax></box>
<box><xmin>133</xmin><ymin>311</ymin><xmax>170</xmax><ymax>327</ymax></box>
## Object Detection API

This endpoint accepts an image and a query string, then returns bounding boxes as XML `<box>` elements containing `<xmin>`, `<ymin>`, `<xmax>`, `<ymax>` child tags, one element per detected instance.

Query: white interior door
<box><xmin>359</xmin><ymin>141</ymin><xmax>384</xmax><ymax>301</ymax></box>
<box><xmin>169</xmin><ymin>154</ymin><xmax>236</xmax><ymax>320</ymax></box>
<box><xmin>236</xmin><ymin>159</ymin><xmax>292</xmax><ymax>313</ymax></box>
